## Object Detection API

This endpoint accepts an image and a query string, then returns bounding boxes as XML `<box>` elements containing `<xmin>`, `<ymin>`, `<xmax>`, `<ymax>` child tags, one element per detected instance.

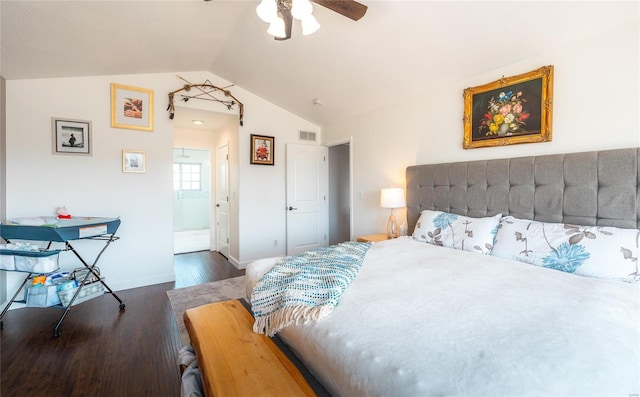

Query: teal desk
<box><xmin>0</xmin><ymin>217</ymin><xmax>125</xmax><ymax>337</ymax></box>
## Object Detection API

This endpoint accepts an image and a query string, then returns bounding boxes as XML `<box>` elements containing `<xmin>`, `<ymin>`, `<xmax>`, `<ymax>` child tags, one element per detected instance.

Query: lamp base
<box><xmin>386</xmin><ymin>212</ymin><xmax>399</xmax><ymax>239</ymax></box>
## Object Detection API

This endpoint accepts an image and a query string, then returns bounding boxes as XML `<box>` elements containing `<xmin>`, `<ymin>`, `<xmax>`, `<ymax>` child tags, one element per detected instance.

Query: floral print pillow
<box><xmin>491</xmin><ymin>216</ymin><xmax>640</xmax><ymax>282</ymax></box>
<box><xmin>412</xmin><ymin>210</ymin><xmax>502</xmax><ymax>254</ymax></box>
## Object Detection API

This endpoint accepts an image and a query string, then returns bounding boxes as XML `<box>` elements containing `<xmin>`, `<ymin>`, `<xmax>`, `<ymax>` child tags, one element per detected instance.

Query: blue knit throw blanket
<box><xmin>251</xmin><ymin>241</ymin><xmax>372</xmax><ymax>336</ymax></box>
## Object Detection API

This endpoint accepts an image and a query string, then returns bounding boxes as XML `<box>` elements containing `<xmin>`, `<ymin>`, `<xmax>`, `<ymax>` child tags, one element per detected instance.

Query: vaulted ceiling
<box><xmin>1</xmin><ymin>1</ymin><xmax>636</xmax><ymax>126</ymax></box>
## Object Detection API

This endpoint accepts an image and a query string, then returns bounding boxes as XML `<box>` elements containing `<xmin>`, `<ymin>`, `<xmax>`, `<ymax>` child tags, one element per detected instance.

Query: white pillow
<box><xmin>412</xmin><ymin>210</ymin><xmax>501</xmax><ymax>254</ymax></box>
<box><xmin>491</xmin><ymin>216</ymin><xmax>640</xmax><ymax>282</ymax></box>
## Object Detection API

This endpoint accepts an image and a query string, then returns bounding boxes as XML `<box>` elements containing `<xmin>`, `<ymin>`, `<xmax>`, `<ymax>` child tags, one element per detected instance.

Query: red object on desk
<box><xmin>57</xmin><ymin>214</ymin><xmax>72</xmax><ymax>219</ymax></box>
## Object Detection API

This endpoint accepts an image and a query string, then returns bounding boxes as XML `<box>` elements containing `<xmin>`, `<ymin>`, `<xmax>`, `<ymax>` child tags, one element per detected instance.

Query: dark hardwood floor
<box><xmin>174</xmin><ymin>250</ymin><xmax>244</xmax><ymax>289</ymax></box>
<box><xmin>0</xmin><ymin>251</ymin><xmax>244</xmax><ymax>397</ymax></box>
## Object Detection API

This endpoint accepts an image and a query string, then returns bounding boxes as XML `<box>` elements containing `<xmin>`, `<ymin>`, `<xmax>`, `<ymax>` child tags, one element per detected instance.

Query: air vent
<box><xmin>299</xmin><ymin>130</ymin><xmax>317</xmax><ymax>142</ymax></box>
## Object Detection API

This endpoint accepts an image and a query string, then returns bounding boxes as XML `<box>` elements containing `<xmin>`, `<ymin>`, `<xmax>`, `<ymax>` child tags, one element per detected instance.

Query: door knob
<box><xmin>216</xmin><ymin>204</ymin><xmax>220</xmax><ymax>207</ymax></box>
<box><xmin>288</xmin><ymin>206</ymin><xmax>298</xmax><ymax>211</ymax></box>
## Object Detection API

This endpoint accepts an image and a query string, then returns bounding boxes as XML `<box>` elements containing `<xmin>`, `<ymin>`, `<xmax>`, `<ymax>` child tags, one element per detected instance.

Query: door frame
<box><xmin>325</xmin><ymin>137</ymin><xmax>354</xmax><ymax>242</ymax></box>
<box><xmin>215</xmin><ymin>142</ymin><xmax>230</xmax><ymax>258</ymax></box>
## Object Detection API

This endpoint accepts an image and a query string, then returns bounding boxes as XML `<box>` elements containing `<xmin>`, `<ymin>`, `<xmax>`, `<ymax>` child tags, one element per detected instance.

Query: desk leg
<box><xmin>65</xmin><ymin>238</ymin><xmax>125</xmax><ymax>308</ymax></box>
<box><xmin>53</xmin><ymin>236</ymin><xmax>125</xmax><ymax>338</ymax></box>
<box><xmin>0</xmin><ymin>272</ymin><xmax>32</xmax><ymax>329</ymax></box>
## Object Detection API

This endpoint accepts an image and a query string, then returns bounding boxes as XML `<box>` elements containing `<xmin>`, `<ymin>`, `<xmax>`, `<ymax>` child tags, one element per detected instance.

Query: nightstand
<box><xmin>356</xmin><ymin>233</ymin><xmax>389</xmax><ymax>243</ymax></box>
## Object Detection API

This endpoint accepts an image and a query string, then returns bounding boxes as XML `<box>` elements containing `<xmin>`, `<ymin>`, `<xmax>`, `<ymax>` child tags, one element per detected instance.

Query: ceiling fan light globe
<box><xmin>291</xmin><ymin>0</ymin><xmax>313</xmax><ymax>20</ymax></box>
<box><xmin>256</xmin><ymin>0</ymin><xmax>277</xmax><ymax>23</ymax></box>
<box><xmin>301</xmin><ymin>14</ymin><xmax>320</xmax><ymax>35</ymax></box>
<box><xmin>267</xmin><ymin>17</ymin><xmax>287</xmax><ymax>38</ymax></box>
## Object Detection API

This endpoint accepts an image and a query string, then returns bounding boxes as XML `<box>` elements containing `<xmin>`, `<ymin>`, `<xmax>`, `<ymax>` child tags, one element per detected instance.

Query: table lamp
<box><xmin>380</xmin><ymin>187</ymin><xmax>406</xmax><ymax>239</ymax></box>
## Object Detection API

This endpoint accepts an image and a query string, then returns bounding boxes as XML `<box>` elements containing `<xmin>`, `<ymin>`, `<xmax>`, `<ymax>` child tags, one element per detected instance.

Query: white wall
<box><xmin>2</xmin><ymin>70</ymin><xmax>320</xmax><ymax>305</ymax></box>
<box><xmin>4</xmin><ymin>73</ymin><xmax>176</xmax><ymax>298</ymax></box>
<box><xmin>236</xmin><ymin>94</ymin><xmax>320</xmax><ymax>266</ymax></box>
<box><xmin>170</xmin><ymin>79</ymin><xmax>321</xmax><ymax>267</ymax></box>
<box><xmin>323</xmin><ymin>21</ymin><xmax>640</xmax><ymax>237</ymax></box>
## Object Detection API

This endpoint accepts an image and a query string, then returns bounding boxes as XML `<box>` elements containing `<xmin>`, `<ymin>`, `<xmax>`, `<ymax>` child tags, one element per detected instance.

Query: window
<box><xmin>173</xmin><ymin>163</ymin><xmax>201</xmax><ymax>191</ymax></box>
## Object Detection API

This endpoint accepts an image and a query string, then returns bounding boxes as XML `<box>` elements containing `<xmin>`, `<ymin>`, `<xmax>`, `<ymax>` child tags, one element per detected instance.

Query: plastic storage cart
<box><xmin>0</xmin><ymin>217</ymin><xmax>125</xmax><ymax>337</ymax></box>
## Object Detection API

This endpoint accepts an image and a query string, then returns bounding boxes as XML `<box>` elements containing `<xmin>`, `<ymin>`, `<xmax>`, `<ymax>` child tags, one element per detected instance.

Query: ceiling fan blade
<box><xmin>274</xmin><ymin>7</ymin><xmax>293</xmax><ymax>41</ymax></box>
<box><xmin>311</xmin><ymin>0</ymin><xmax>367</xmax><ymax>21</ymax></box>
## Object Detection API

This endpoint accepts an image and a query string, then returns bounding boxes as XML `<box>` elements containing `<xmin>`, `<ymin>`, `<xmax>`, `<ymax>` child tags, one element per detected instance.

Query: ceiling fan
<box><xmin>255</xmin><ymin>0</ymin><xmax>368</xmax><ymax>40</ymax></box>
<box><xmin>282</xmin><ymin>0</ymin><xmax>367</xmax><ymax>40</ymax></box>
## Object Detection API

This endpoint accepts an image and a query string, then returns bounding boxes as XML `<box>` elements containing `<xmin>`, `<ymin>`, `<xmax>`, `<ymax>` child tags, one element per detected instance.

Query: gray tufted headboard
<box><xmin>406</xmin><ymin>147</ymin><xmax>640</xmax><ymax>233</ymax></box>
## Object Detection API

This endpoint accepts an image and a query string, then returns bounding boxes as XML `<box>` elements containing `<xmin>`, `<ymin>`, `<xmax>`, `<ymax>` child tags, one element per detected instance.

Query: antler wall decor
<box><xmin>167</xmin><ymin>75</ymin><xmax>244</xmax><ymax>126</ymax></box>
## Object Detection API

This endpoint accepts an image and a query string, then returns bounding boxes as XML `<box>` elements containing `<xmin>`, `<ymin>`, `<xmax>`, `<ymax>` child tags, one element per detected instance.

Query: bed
<box><xmin>244</xmin><ymin>147</ymin><xmax>640</xmax><ymax>396</ymax></box>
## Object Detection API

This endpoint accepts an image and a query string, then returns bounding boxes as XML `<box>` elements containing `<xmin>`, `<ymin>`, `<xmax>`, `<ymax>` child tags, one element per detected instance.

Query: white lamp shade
<box><xmin>301</xmin><ymin>14</ymin><xmax>320</xmax><ymax>35</ymax></box>
<box><xmin>291</xmin><ymin>0</ymin><xmax>313</xmax><ymax>20</ymax></box>
<box><xmin>380</xmin><ymin>188</ymin><xmax>406</xmax><ymax>208</ymax></box>
<box><xmin>256</xmin><ymin>0</ymin><xmax>278</xmax><ymax>23</ymax></box>
<box><xmin>267</xmin><ymin>16</ymin><xmax>287</xmax><ymax>38</ymax></box>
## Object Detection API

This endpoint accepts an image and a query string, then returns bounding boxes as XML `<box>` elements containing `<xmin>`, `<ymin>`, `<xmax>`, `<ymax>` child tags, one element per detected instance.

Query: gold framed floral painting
<box><xmin>463</xmin><ymin>65</ymin><xmax>553</xmax><ymax>149</ymax></box>
<box><xmin>111</xmin><ymin>83</ymin><xmax>154</xmax><ymax>131</ymax></box>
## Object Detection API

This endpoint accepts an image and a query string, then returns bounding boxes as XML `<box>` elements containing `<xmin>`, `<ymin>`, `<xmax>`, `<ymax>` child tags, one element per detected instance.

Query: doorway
<box><xmin>172</xmin><ymin>105</ymin><xmax>239</xmax><ymax>272</ymax></box>
<box><xmin>328</xmin><ymin>142</ymin><xmax>351</xmax><ymax>244</ymax></box>
<box><xmin>173</xmin><ymin>147</ymin><xmax>211</xmax><ymax>254</ymax></box>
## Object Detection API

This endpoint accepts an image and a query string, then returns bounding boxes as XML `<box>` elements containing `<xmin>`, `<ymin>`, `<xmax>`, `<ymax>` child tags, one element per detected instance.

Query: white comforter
<box><xmin>246</xmin><ymin>237</ymin><xmax>640</xmax><ymax>397</ymax></box>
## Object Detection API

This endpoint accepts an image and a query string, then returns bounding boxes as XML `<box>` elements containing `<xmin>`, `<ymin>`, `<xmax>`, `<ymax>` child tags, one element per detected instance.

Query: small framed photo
<box><xmin>111</xmin><ymin>83</ymin><xmax>154</xmax><ymax>131</ymax></box>
<box><xmin>122</xmin><ymin>149</ymin><xmax>146</xmax><ymax>173</ymax></box>
<box><xmin>463</xmin><ymin>65</ymin><xmax>554</xmax><ymax>149</ymax></box>
<box><xmin>250</xmin><ymin>134</ymin><xmax>274</xmax><ymax>166</ymax></box>
<box><xmin>52</xmin><ymin>118</ymin><xmax>92</xmax><ymax>155</ymax></box>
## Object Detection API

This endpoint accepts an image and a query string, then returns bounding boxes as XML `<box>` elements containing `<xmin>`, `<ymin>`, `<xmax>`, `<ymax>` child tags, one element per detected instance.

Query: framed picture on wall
<box><xmin>111</xmin><ymin>83</ymin><xmax>154</xmax><ymax>131</ymax></box>
<box><xmin>122</xmin><ymin>149</ymin><xmax>146</xmax><ymax>173</ymax></box>
<box><xmin>52</xmin><ymin>117</ymin><xmax>92</xmax><ymax>155</ymax></box>
<box><xmin>250</xmin><ymin>134</ymin><xmax>274</xmax><ymax>165</ymax></box>
<box><xmin>462</xmin><ymin>65</ymin><xmax>554</xmax><ymax>149</ymax></box>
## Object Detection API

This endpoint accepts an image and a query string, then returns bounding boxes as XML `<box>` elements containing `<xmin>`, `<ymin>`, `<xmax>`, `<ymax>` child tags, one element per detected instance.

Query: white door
<box><xmin>216</xmin><ymin>144</ymin><xmax>230</xmax><ymax>258</ymax></box>
<box><xmin>286</xmin><ymin>144</ymin><xmax>329</xmax><ymax>255</ymax></box>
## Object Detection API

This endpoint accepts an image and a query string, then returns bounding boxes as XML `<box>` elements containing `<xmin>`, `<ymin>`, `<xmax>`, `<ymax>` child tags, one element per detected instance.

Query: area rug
<box><xmin>167</xmin><ymin>276</ymin><xmax>246</xmax><ymax>345</ymax></box>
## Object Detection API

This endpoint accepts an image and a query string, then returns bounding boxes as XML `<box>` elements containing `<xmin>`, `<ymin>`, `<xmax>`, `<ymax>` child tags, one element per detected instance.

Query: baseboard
<box><xmin>0</xmin><ymin>299</ymin><xmax>24</xmax><ymax>312</ymax></box>
<box><xmin>227</xmin><ymin>255</ymin><xmax>246</xmax><ymax>270</ymax></box>
<box><xmin>109</xmin><ymin>272</ymin><xmax>176</xmax><ymax>292</ymax></box>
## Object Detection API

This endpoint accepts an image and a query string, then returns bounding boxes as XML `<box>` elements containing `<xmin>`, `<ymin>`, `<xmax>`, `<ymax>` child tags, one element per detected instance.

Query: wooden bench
<box><xmin>183</xmin><ymin>299</ymin><xmax>317</xmax><ymax>397</ymax></box>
